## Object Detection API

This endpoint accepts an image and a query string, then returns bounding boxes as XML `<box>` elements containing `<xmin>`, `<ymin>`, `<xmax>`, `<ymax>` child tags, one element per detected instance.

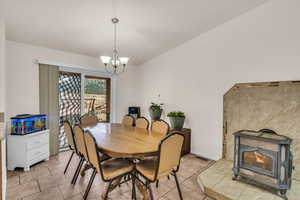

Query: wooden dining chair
<box><xmin>135</xmin><ymin>117</ymin><xmax>150</xmax><ymax>129</ymax></box>
<box><xmin>83</xmin><ymin>130</ymin><xmax>134</xmax><ymax>200</ymax></box>
<box><xmin>122</xmin><ymin>115</ymin><xmax>135</xmax><ymax>126</ymax></box>
<box><xmin>63</xmin><ymin>121</ymin><xmax>79</xmax><ymax>175</ymax></box>
<box><xmin>71</xmin><ymin>125</ymin><xmax>90</xmax><ymax>185</ymax></box>
<box><xmin>80</xmin><ymin>113</ymin><xmax>99</xmax><ymax>127</ymax></box>
<box><xmin>151</xmin><ymin>119</ymin><xmax>170</xmax><ymax>135</ymax></box>
<box><xmin>135</xmin><ymin>132</ymin><xmax>185</xmax><ymax>200</ymax></box>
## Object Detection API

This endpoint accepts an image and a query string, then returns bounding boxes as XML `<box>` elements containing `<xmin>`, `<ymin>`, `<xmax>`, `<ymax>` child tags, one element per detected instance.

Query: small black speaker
<box><xmin>128</xmin><ymin>107</ymin><xmax>140</xmax><ymax>119</ymax></box>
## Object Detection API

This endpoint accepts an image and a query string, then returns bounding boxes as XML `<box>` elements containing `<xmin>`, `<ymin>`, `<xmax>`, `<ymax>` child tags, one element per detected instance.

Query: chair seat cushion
<box><xmin>137</xmin><ymin>157</ymin><xmax>176</xmax><ymax>181</ymax></box>
<box><xmin>102</xmin><ymin>159</ymin><xmax>134</xmax><ymax>180</ymax></box>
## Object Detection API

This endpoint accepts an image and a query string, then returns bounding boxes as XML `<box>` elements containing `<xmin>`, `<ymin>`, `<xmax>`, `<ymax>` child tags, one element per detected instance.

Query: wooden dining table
<box><xmin>82</xmin><ymin>123</ymin><xmax>166</xmax><ymax>199</ymax></box>
<box><xmin>83</xmin><ymin>123</ymin><xmax>166</xmax><ymax>159</ymax></box>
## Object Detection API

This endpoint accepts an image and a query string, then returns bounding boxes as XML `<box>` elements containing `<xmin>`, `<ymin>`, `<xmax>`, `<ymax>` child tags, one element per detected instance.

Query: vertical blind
<box><xmin>39</xmin><ymin>64</ymin><xmax>59</xmax><ymax>155</ymax></box>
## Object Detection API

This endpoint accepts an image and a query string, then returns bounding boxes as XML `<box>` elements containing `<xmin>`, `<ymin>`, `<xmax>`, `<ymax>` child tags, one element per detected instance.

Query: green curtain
<box><xmin>39</xmin><ymin>64</ymin><xmax>59</xmax><ymax>155</ymax></box>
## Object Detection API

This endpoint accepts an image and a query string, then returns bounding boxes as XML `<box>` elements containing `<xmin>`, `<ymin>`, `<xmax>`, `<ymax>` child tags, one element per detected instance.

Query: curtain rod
<box><xmin>35</xmin><ymin>59</ymin><xmax>110</xmax><ymax>75</ymax></box>
<box><xmin>35</xmin><ymin>59</ymin><xmax>86</xmax><ymax>69</ymax></box>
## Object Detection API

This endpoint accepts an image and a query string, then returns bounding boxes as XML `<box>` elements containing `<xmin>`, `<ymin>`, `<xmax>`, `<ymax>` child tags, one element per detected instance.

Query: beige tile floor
<box><xmin>7</xmin><ymin>151</ymin><xmax>215</xmax><ymax>200</ymax></box>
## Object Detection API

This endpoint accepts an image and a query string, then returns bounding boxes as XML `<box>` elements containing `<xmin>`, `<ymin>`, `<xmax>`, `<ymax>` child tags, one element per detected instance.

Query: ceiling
<box><xmin>4</xmin><ymin>0</ymin><xmax>268</xmax><ymax>65</ymax></box>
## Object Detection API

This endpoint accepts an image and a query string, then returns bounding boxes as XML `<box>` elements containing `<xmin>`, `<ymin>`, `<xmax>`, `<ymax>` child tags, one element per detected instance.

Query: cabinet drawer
<box><xmin>27</xmin><ymin>145</ymin><xmax>49</xmax><ymax>161</ymax></box>
<box><xmin>27</xmin><ymin>133</ymin><xmax>49</xmax><ymax>150</ymax></box>
<box><xmin>28</xmin><ymin>153</ymin><xmax>49</xmax><ymax>166</ymax></box>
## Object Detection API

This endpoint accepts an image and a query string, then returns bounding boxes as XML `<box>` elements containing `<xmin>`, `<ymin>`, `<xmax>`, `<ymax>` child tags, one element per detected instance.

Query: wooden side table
<box><xmin>170</xmin><ymin>128</ymin><xmax>191</xmax><ymax>156</ymax></box>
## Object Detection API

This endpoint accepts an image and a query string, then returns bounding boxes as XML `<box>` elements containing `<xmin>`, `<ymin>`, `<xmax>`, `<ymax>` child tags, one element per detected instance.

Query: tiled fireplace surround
<box><xmin>198</xmin><ymin>81</ymin><xmax>300</xmax><ymax>200</ymax></box>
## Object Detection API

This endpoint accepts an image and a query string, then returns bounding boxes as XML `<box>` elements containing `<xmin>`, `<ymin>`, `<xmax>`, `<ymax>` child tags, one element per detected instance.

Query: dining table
<box><xmin>83</xmin><ymin>123</ymin><xmax>166</xmax><ymax>158</ymax></box>
<box><xmin>82</xmin><ymin>123</ymin><xmax>167</xmax><ymax>199</ymax></box>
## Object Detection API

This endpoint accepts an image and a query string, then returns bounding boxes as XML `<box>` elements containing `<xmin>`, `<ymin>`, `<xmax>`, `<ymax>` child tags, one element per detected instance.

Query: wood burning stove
<box><xmin>233</xmin><ymin>129</ymin><xmax>294</xmax><ymax>200</ymax></box>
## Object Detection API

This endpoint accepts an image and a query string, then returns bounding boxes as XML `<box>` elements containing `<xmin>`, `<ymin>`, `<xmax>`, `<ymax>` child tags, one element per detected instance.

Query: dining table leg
<box><xmin>131</xmin><ymin>172</ymin><xmax>136</xmax><ymax>200</ymax></box>
<box><xmin>135</xmin><ymin>178</ymin><xmax>151</xmax><ymax>200</ymax></box>
<box><xmin>101</xmin><ymin>176</ymin><xmax>122</xmax><ymax>199</ymax></box>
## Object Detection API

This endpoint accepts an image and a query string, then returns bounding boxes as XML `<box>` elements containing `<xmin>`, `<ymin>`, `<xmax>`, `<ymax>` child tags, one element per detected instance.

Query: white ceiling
<box><xmin>4</xmin><ymin>0</ymin><xmax>268</xmax><ymax>65</ymax></box>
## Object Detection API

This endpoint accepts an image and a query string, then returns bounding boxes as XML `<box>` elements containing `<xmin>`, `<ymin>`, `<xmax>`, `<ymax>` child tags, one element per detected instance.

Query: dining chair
<box><xmin>63</xmin><ymin>121</ymin><xmax>79</xmax><ymax>175</ymax></box>
<box><xmin>151</xmin><ymin>119</ymin><xmax>170</xmax><ymax>135</ymax></box>
<box><xmin>135</xmin><ymin>132</ymin><xmax>185</xmax><ymax>200</ymax></box>
<box><xmin>135</xmin><ymin>117</ymin><xmax>150</xmax><ymax>129</ymax></box>
<box><xmin>83</xmin><ymin>130</ymin><xmax>134</xmax><ymax>200</ymax></box>
<box><xmin>71</xmin><ymin>125</ymin><xmax>90</xmax><ymax>185</ymax></box>
<box><xmin>72</xmin><ymin>125</ymin><xmax>111</xmax><ymax>199</ymax></box>
<box><xmin>122</xmin><ymin>115</ymin><xmax>135</xmax><ymax>126</ymax></box>
<box><xmin>148</xmin><ymin>120</ymin><xmax>170</xmax><ymax>187</ymax></box>
<box><xmin>80</xmin><ymin>113</ymin><xmax>99</xmax><ymax>127</ymax></box>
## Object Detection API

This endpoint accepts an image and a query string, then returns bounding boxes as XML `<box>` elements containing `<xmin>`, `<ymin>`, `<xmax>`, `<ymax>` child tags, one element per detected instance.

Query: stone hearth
<box><xmin>198</xmin><ymin>160</ymin><xmax>300</xmax><ymax>200</ymax></box>
<box><xmin>198</xmin><ymin>81</ymin><xmax>300</xmax><ymax>200</ymax></box>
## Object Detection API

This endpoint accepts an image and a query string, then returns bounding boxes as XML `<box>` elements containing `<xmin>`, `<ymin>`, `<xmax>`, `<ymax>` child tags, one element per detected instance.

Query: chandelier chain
<box><xmin>100</xmin><ymin>0</ymin><xmax>129</xmax><ymax>75</ymax></box>
<box><xmin>114</xmin><ymin>19</ymin><xmax>117</xmax><ymax>53</ymax></box>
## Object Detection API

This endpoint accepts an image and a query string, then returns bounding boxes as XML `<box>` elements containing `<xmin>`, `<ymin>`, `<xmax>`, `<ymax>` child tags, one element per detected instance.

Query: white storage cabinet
<box><xmin>7</xmin><ymin>130</ymin><xmax>50</xmax><ymax>171</ymax></box>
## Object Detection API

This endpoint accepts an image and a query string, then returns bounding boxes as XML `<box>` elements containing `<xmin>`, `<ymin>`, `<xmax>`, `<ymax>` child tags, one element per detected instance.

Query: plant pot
<box><xmin>149</xmin><ymin>108</ymin><xmax>163</xmax><ymax>120</ymax></box>
<box><xmin>169</xmin><ymin>117</ymin><xmax>185</xmax><ymax>130</ymax></box>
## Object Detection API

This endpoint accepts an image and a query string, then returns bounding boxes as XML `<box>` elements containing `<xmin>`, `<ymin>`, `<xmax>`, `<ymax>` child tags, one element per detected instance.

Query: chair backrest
<box><xmin>135</xmin><ymin>117</ymin><xmax>149</xmax><ymax>129</ymax></box>
<box><xmin>63</xmin><ymin>121</ymin><xmax>77</xmax><ymax>152</ymax></box>
<box><xmin>73</xmin><ymin>125</ymin><xmax>89</xmax><ymax>161</ymax></box>
<box><xmin>155</xmin><ymin>132</ymin><xmax>184</xmax><ymax>179</ymax></box>
<box><xmin>84</xmin><ymin>131</ymin><xmax>102</xmax><ymax>175</ymax></box>
<box><xmin>80</xmin><ymin>113</ymin><xmax>99</xmax><ymax>127</ymax></box>
<box><xmin>122</xmin><ymin>115</ymin><xmax>134</xmax><ymax>126</ymax></box>
<box><xmin>151</xmin><ymin>120</ymin><xmax>169</xmax><ymax>135</ymax></box>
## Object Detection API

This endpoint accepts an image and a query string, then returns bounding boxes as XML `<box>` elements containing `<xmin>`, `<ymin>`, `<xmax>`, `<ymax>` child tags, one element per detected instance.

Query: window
<box><xmin>84</xmin><ymin>76</ymin><xmax>111</xmax><ymax>122</ymax></box>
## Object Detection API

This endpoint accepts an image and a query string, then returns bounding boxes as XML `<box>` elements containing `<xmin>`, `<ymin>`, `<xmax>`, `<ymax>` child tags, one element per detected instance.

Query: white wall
<box><xmin>0</xmin><ymin>19</ymin><xmax>5</xmax><ymax>113</ymax></box>
<box><xmin>0</xmin><ymin>16</ymin><xmax>7</xmax><ymax>200</ymax></box>
<box><xmin>137</xmin><ymin>0</ymin><xmax>300</xmax><ymax>160</ymax></box>
<box><xmin>5</xmin><ymin>41</ymin><xmax>105</xmax><ymax>121</ymax></box>
<box><xmin>115</xmin><ymin>65</ymin><xmax>141</xmax><ymax>122</ymax></box>
<box><xmin>5</xmin><ymin>40</ymin><xmax>139</xmax><ymax>125</ymax></box>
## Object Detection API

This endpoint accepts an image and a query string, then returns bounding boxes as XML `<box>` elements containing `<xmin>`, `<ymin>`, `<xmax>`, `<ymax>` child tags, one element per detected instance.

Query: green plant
<box><xmin>167</xmin><ymin>111</ymin><xmax>185</xmax><ymax>118</ymax></box>
<box><xmin>149</xmin><ymin>102</ymin><xmax>164</xmax><ymax>110</ymax></box>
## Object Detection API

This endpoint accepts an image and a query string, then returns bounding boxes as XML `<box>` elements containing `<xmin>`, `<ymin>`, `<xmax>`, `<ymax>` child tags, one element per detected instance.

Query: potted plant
<box><xmin>167</xmin><ymin>111</ymin><xmax>185</xmax><ymax>130</ymax></box>
<box><xmin>149</xmin><ymin>102</ymin><xmax>164</xmax><ymax>120</ymax></box>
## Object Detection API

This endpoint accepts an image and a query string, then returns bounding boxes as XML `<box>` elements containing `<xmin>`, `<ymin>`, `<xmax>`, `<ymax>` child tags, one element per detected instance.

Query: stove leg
<box><xmin>232</xmin><ymin>168</ymin><xmax>238</xmax><ymax>180</ymax></box>
<box><xmin>280</xmin><ymin>189</ymin><xmax>288</xmax><ymax>200</ymax></box>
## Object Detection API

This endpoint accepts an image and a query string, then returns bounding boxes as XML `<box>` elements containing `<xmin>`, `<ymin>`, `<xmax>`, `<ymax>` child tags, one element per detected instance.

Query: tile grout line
<box><xmin>160</xmin><ymin>160</ymin><xmax>216</xmax><ymax>199</ymax></box>
<box><xmin>37</xmin><ymin>179</ymin><xmax>42</xmax><ymax>192</ymax></box>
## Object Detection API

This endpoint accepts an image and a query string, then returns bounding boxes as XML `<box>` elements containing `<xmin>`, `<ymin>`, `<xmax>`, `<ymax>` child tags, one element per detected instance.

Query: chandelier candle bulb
<box><xmin>100</xmin><ymin>56</ymin><xmax>111</xmax><ymax>65</ymax></box>
<box><xmin>119</xmin><ymin>57</ymin><xmax>129</xmax><ymax>66</ymax></box>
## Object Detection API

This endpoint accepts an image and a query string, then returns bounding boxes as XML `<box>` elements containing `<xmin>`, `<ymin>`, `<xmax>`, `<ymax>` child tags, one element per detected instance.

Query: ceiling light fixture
<box><xmin>100</xmin><ymin>18</ymin><xmax>129</xmax><ymax>75</ymax></box>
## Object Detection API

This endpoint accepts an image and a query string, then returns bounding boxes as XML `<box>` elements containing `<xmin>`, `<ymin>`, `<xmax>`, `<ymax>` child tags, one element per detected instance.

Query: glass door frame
<box><xmin>83</xmin><ymin>75</ymin><xmax>112</xmax><ymax>122</ymax></box>
<box><xmin>58</xmin><ymin>65</ymin><xmax>116</xmax><ymax>123</ymax></box>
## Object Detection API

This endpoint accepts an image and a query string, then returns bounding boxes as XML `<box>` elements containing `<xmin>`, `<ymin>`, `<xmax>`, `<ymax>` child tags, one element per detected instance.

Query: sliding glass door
<box><xmin>58</xmin><ymin>73</ymin><xmax>111</xmax><ymax>150</ymax></box>
<box><xmin>84</xmin><ymin>76</ymin><xmax>111</xmax><ymax>122</ymax></box>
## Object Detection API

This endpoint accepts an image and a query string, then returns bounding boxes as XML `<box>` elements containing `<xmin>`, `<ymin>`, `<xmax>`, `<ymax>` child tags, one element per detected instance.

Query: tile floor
<box><xmin>7</xmin><ymin>151</ymin><xmax>215</xmax><ymax>200</ymax></box>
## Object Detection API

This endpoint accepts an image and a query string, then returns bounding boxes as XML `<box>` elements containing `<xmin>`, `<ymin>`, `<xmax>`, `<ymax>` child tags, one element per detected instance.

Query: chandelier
<box><xmin>100</xmin><ymin>18</ymin><xmax>129</xmax><ymax>74</ymax></box>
